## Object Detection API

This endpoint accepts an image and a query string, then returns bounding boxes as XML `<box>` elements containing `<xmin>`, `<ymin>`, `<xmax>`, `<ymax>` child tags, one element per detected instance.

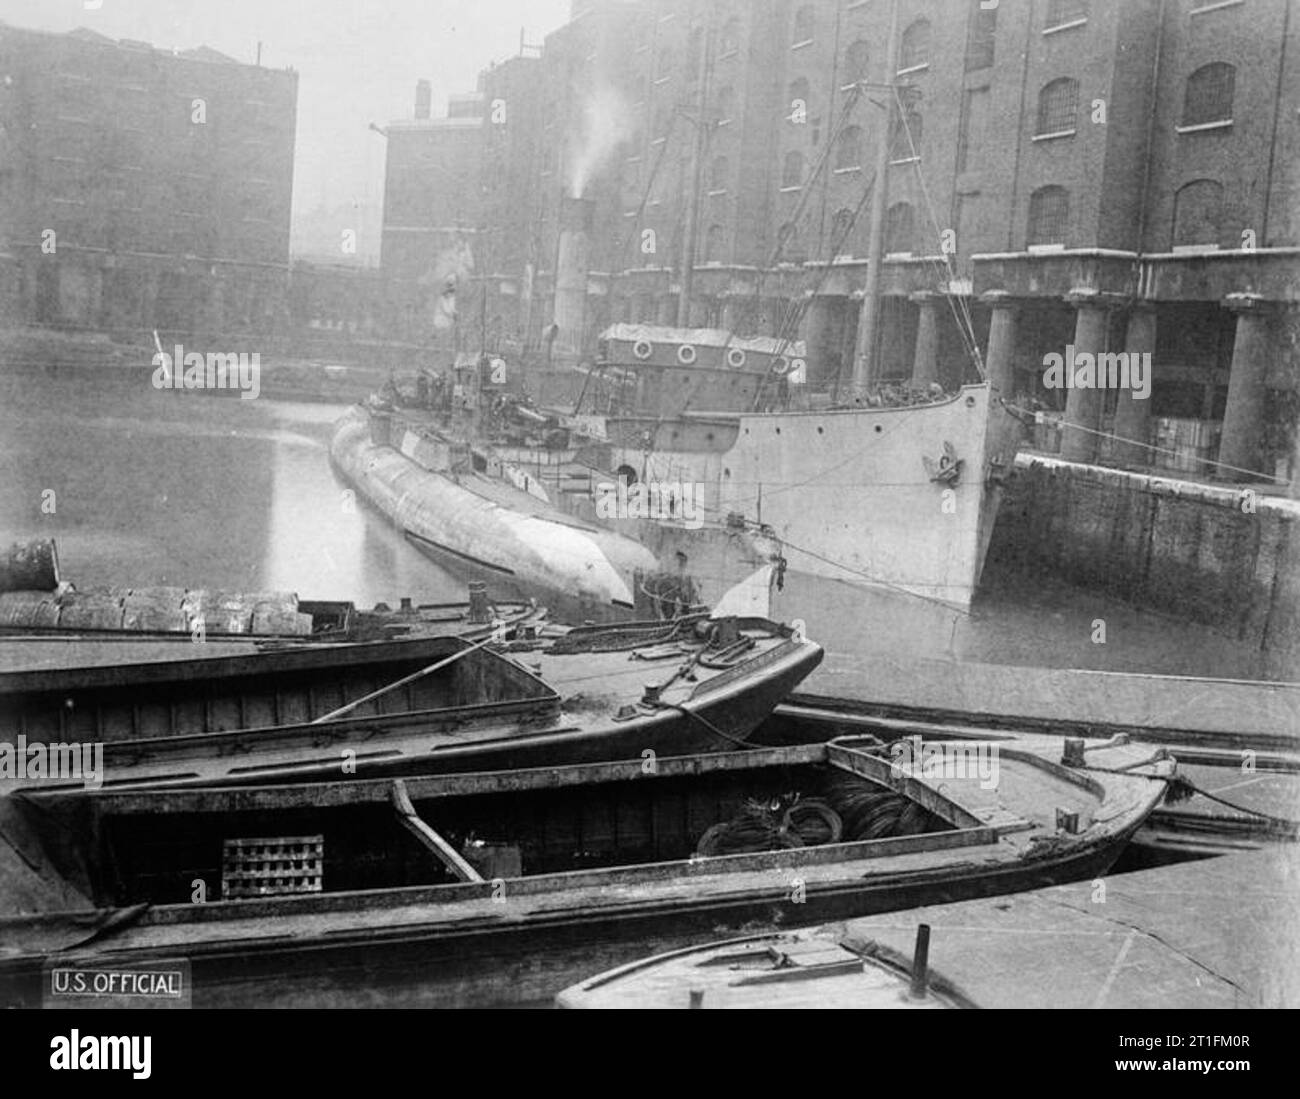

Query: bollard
<box><xmin>467</xmin><ymin>581</ymin><xmax>490</xmax><ymax>624</ymax></box>
<box><xmin>909</xmin><ymin>923</ymin><xmax>931</xmax><ymax>999</ymax></box>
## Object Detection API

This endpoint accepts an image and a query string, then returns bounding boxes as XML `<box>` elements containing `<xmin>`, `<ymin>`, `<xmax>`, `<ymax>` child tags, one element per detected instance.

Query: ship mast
<box><xmin>850</xmin><ymin>0</ymin><xmax>901</xmax><ymax>394</ymax></box>
<box><xmin>676</xmin><ymin>18</ymin><xmax>714</xmax><ymax>328</ymax></box>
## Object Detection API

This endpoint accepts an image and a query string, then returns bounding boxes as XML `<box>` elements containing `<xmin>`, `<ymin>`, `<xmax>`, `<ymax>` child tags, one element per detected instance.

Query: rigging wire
<box><xmin>1002</xmin><ymin>401</ymin><xmax>1291</xmax><ymax>486</ymax></box>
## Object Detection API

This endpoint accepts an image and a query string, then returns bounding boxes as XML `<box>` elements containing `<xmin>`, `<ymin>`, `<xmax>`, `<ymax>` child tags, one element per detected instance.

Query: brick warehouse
<box><xmin>0</xmin><ymin>23</ymin><xmax>297</xmax><ymax>337</ymax></box>
<box><xmin>391</xmin><ymin>0</ymin><xmax>1299</xmax><ymax>483</ymax></box>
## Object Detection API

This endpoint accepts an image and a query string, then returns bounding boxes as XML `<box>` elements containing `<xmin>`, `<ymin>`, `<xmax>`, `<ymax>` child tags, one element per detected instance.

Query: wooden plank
<box><xmin>59</xmin><ymin>743</ymin><xmax>832</xmax><ymax>817</ymax></box>
<box><xmin>787</xmin><ymin>658</ymin><xmax>1300</xmax><ymax>749</ymax></box>
<box><xmin>390</xmin><ymin>780</ymin><xmax>483</xmax><ymax>883</ymax></box>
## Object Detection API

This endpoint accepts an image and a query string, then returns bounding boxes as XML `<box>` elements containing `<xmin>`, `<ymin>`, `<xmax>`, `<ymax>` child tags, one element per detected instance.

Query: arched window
<box><xmin>1027</xmin><ymin>185</ymin><xmax>1070</xmax><ymax>246</ymax></box>
<box><xmin>836</xmin><ymin>125</ymin><xmax>863</xmax><ymax>170</ymax></box>
<box><xmin>704</xmin><ymin>224</ymin><xmax>726</xmax><ymax>262</ymax></box>
<box><xmin>782</xmin><ymin>150</ymin><xmax>805</xmax><ymax>189</ymax></box>
<box><xmin>890</xmin><ymin>110</ymin><xmax>923</xmax><ymax>161</ymax></box>
<box><xmin>899</xmin><ymin>19</ymin><xmax>931</xmax><ymax>71</ymax></box>
<box><xmin>710</xmin><ymin>155</ymin><xmax>729</xmax><ymax>192</ymax></box>
<box><xmin>720</xmin><ymin>18</ymin><xmax>741</xmax><ymax>57</ymax></box>
<box><xmin>777</xmin><ymin>221</ymin><xmax>805</xmax><ymax>261</ymax></box>
<box><xmin>885</xmin><ymin>202</ymin><xmax>916</xmax><ymax>254</ymax></box>
<box><xmin>792</xmin><ymin>6</ymin><xmax>815</xmax><ymax>46</ymax></box>
<box><xmin>788</xmin><ymin>77</ymin><xmax>811</xmax><ymax>121</ymax></box>
<box><xmin>656</xmin><ymin>45</ymin><xmax>673</xmax><ymax>81</ymax></box>
<box><xmin>1183</xmin><ymin>63</ymin><xmax>1235</xmax><ymax>127</ymax></box>
<box><xmin>714</xmin><ymin>85</ymin><xmax>735</xmax><ymax>124</ymax></box>
<box><xmin>830</xmin><ymin>207</ymin><xmax>857</xmax><ymax>254</ymax></box>
<box><xmin>1046</xmin><ymin>0</ymin><xmax>1089</xmax><ymax>28</ymax></box>
<box><xmin>844</xmin><ymin>40</ymin><xmax>870</xmax><ymax>86</ymax></box>
<box><xmin>1036</xmin><ymin>78</ymin><xmax>1079</xmax><ymax>136</ymax></box>
<box><xmin>1172</xmin><ymin>179</ymin><xmax>1225</xmax><ymax>247</ymax></box>
<box><xmin>966</xmin><ymin>4</ymin><xmax>997</xmax><ymax>71</ymax></box>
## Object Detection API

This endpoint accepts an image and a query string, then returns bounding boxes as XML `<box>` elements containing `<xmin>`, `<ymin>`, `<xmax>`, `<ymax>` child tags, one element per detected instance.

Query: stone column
<box><xmin>1218</xmin><ymin>294</ymin><xmax>1274</xmax><ymax>479</ymax></box>
<box><xmin>981</xmin><ymin>292</ymin><xmax>1019</xmax><ymax>401</ymax></box>
<box><xmin>1291</xmin><ymin>417</ymin><xmax>1300</xmax><ymax>500</ymax></box>
<box><xmin>1061</xmin><ymin>293</ymin><xmax>1110</xmax><ymax>463</ymax></box>
<box><xmin>802</xmin><ymin>294</ymin><xmax>843</xmax><ymax>387</ymax></box>
<box><xmin>910</xmin><ymin>291</ymin><xmax>941</xmax><ymax>388</ymax></box>
<box><xmin>1112</xmin><ymin>304</ymin><xmax>1157</xmax><ymax>468</ymax></box>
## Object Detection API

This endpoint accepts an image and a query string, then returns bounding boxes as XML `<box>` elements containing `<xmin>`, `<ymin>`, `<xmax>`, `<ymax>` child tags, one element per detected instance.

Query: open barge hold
<box><xmin>0</xmin><ymin>617</ymin><xmax>822</xmax><ymax>791</ymax></box>
<box><xmin>0</xmin><ymin>734</ymin><xmax>1173</xmax><ymax>1008</ymax></box>
<box><xmin>757</xmin><ymin>695</ymin><xmax>1300</xmax><ymax>859</ymax></box>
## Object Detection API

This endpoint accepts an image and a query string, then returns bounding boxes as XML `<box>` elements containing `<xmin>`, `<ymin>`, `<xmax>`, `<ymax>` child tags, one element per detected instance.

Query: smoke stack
<box><xmin>553</xmin><ymin>195</ymin><xmax>595</xmax><ymax>357</ymax></box>
<box><xmin>414</xmin><ymin>80</ymin><xmax>432</xmax><ymax>120</ymax></box>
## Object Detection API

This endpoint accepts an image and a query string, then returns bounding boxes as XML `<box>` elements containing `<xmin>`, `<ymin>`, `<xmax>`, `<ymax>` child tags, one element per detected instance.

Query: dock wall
<box><xmin>988</xmin><ymin>455</ymin><xmax>1300</xmax><ymax>675</ymax></box>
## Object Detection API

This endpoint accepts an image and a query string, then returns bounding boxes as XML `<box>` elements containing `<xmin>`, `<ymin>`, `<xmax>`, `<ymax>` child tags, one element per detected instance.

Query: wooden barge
<box><xmin>0</xmin><ymin>733</ymin><xmax>1172</xmax><ymax>1008</ymax></box>
<box><xmin>557</xmin><ymin>847</ymin><xmax>1300</xmax><ymax>1009</ymax></box>
<box><xmin>0</xmin><ymin>617</ymin><xmax>822</xmax><ymax>791</ymax></box>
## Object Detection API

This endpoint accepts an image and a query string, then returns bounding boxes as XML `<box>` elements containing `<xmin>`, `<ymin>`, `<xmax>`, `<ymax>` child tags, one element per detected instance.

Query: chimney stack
<box><xmin>553</xmin><ymin>195</ymin><xmax>596</xmax><ymax>358</ymax></box>
<box><xmin>414</xmin><ymin>80</ymin><xmax>432</xmax><ymax>120</ymax></box>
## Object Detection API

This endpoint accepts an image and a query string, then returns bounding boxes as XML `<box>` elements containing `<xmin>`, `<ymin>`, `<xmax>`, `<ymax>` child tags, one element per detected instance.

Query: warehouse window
<box><xmin>1046</xmin><ymin>0</ymin><xmax>1090</xmax><ymax>30</ymax></box>
<box><xmin>777</xmin><ymin>221</ymin><xmax>805</xmax><ymax>261</ymax></box>
<box><xmin>710</xmin><ymin>155</ymin><xmax>729</xmax><ymax>192</ymax></box>
<box><xmin>899</xmin><ymin>20</ymin><xmax>931</xmax><ymax>72</ymax></box>
<box><xmin>714</xmin><ymin>85</ymin><xmax>735</xmax><ymax>125</ymax></box>
<box><xmin>788</xmin><ymin>76</ymin><xmax>811</xmax><ymax>121</ymax></box>
<box><xmin>1172</xmin><ymin>179</ymin><xmax>1225</xmax><ymax>248</ymax></box>
<box><xmin>792</xmin><ymin>6</ymin><xmax>815</xmax><ymax>47</ymax></box>
<box><xmin>1035</xmin><ymin>78</ymin><xmax>1079</xmax><ymax>136</ymax></box>
<box><xmin>890</xmin><ymin>109</ymin><xmax>923</xmax><ymax>161</ymax></box>
<box><xmin>704</xmin><ymin>224</ymin><xmax>726</xmax><ymax>262</ymax></box>
<box><xmin>843</xmin><ymin>40</ymin><xmax>871</xmax><ymax>87</ymax></box>
<box><xmin>782</xmin><ymin>150</ymin><xmax>805</xmax><ymax>189</ymax></box>
<box><xmin>1182</xmin><ymin>63</ymin><xmax>1235</xmax><ymax>127</ymax></box>
<box><xmin>836</xmin><ymin>125</ymin><xmax>863</xmax><ymax>170</ymax></box>
<box><xmin>831</xmin><ymin>207</ymin><xmax>856</xmax><ymax>250</ymax></box>
<box><xmin>966</xmin><ymin>4</ymin><xmax>997</xmax><ymax>70</ymax></box>
<box><xmin>1027</xmin><ymin>185</ymin><xmax>1070</xmax><ymax>246</ymax></box>
<box><xmin>885</xmin><ymin>202</ymin><xmax>916</xmax><ymax>254</ymax></box>
<box><xmin>720</xmin><ymin>18</ymin><xmax>741</xmax><ymax>57</ymax></box>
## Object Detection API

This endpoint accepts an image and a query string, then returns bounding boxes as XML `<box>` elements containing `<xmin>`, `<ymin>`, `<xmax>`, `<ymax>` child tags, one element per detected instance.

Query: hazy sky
<box><xmin>0</xmin><ymin>0</ymin><xmax>572</xmax><ymax>257</ymax></box>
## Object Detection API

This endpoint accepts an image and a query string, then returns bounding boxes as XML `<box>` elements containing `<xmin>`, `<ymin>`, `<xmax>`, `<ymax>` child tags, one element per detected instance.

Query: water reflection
<box><xmin>0</xmin><ymin>370</ymin><xmax>455</xmax><ymax>607</ymax></box>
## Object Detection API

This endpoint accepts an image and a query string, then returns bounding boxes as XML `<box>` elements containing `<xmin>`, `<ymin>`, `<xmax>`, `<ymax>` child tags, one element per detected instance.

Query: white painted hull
<box><xmin>595</xmin><ymin>384</ymin><xmax>1022</xmax><ymax>613</ymax></box>
<box><xmin>329</xmin><ymin>409</ymin><xmax>660</xmax><ymax>622</ymax></box>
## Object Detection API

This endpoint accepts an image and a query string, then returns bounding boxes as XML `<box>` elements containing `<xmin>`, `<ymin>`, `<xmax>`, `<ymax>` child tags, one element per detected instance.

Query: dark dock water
<box><xmin>0</xmin><ymin>369</ymin><xmax>452</xmax><ymax>608</ymax></box>
<box><xmin>2</xmin><ymin>367</ymin><xmax>1293</xmax><ymax>740</ymax></box>
<box><xmin>0</xmin><ymin>370</ymin><xmax>1280</xmax><ymax>656</ymax></box>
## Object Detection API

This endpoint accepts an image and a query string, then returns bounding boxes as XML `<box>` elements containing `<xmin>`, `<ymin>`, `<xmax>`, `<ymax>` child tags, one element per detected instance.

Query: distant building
<box><xmin>0</xmin><ymin>22</ymin><xmax>297</xmax><ymax>335</ymax></box>
<box><xmin>378</xmin><ymin>85</ymin><xmax>484</xmax><ymax>345</ymax></box>
<box><xmin>391</xmin><ymin>0</ymin><xmax>1300</xmax><ymax>480</ymax></box>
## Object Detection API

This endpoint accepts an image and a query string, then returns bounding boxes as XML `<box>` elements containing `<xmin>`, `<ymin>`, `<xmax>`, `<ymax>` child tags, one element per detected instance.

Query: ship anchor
<box><xmin>923</xmin><ymin>442</ymin><xmax>963</xmax><ymax>486</ymax></box>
